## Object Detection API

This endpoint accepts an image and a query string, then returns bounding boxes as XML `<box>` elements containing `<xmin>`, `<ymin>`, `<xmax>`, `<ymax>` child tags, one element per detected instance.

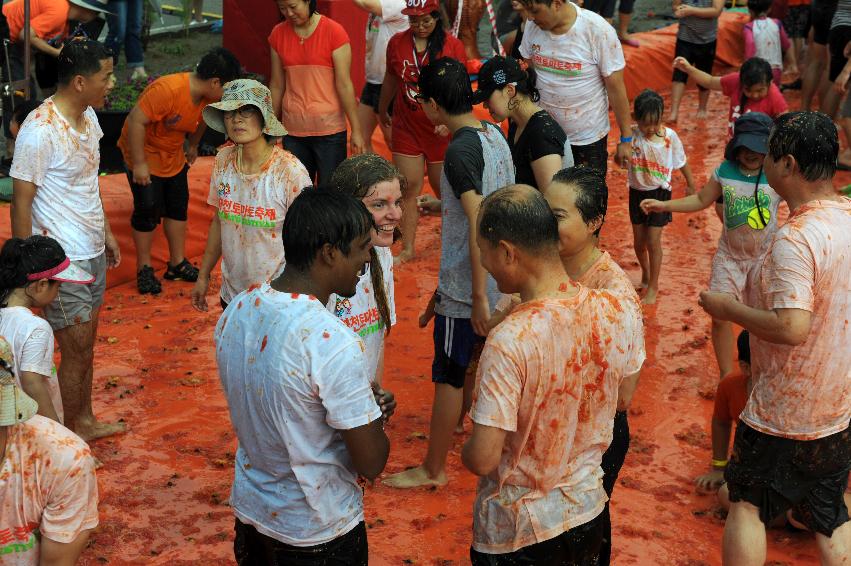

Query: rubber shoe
<box><xmin>137</xmin><ymin>266</ymin><xmax>162</xmax><ymax>295</ymax></box>
<box><xmin>163</xmin><ymin>259</ymin><xmax>199</xmax><ymax>282</ymax></box>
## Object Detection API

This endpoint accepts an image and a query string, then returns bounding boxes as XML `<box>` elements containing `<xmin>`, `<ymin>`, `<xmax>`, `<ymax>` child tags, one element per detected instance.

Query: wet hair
<box><xmin>0</xmin><ymin>236</ymin><xmax>65</xmax><ymax>307</ymax></box>
<box><xmin>196</xmin><ymin>48</ymin><xmax>242</xmax><ymax>85</ymax></box>
<box><xmin>551</xmin><ymin>167</ymin><xmax>608</xmax><ymax>237</ymax></box>
<box><xmin>11</xmin><ymin>99</ymin><xmax>43</xmax><ymax>128</ymax></box>
<box><xmin>767</xmin><ymin>111</ymin><xmax>838</xmax><ymax>182</ymax></box>
<box><xmin>57</xmin><ymin>38</ymin><xmax>112</xmax><ymax>86</ymax></box>
<box><xmin>518</xmin><ymin>0</ymin><xmax>553</xmax><ymax>7</ymax></box>
<box><xmin>282</xmin><ymin>188</ymin><xmax>375</xmax><ymax>271</ymax></box>
<box><xmin>747</xmin><ymin>0</ymin><xmax>772</xmax><ymax>16</ymax></box>
<box><xmin>508</xmin><ymin>66</ymin><xmax>540</xmax><ymax>102</ymax></box>
<box><xmin>329</xmin><ymin>154</ymin><xmax>406</xmax><ymax>336</ymax></box>
<box><xmin>479</xmin><ymin>185</ymin><xmax>560</xmax><ymax>252</ymax></box>
<box><xmin>738</xmin><ymin>57</ymin><xmax>773</xmax><ymax>114</ymax></box>
<box><xmin>425</xmin><ymin>11</ymin><xmax>447</xmax><ymax>63</ymax></box>
<box><xmin>418</xmin><ymin>57</ymin><xmax>473</xmax><ymax>116</ymax></box>
<box><xmin>634</xmin><ymin>89</ymin><xmax>664</xmax><ymax>124</ymax></box>
<box><xmin>737</xmin><ymin>330</ymin><xmax>750</xmax><ymax>364</ymax></box>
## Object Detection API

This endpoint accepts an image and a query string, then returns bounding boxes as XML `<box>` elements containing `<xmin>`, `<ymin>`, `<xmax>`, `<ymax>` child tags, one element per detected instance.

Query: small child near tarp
<box><xmin>744</xmin><ymin>0</ymin><xmax>795</xmax><ymax>85</ymax></box>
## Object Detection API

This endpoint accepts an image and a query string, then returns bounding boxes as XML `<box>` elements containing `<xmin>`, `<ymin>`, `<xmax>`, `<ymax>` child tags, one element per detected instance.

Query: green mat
<box><xmin>0</xmin><ymin>176</ymin><xmax>12</xmax><ymax>202</ymax></box>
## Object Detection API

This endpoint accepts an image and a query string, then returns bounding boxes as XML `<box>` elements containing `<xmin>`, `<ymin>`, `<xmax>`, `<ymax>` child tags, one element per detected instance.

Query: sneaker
<box><xmin>137</xmin><ymin>266</ymin><xmax>162</xmax><ymax>295</ymax></box>
<box><xmin>163</xmin><ymin>259</ymin><xmax>199</xmax><ymax>282</ymax></box>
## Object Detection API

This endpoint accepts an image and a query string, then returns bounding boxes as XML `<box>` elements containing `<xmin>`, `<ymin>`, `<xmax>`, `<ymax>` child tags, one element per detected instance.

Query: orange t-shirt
<box><xmin>2</xmin><ymin>0</ymin><xmax>68</xmax><ymax>42</ymax></box>
<box><xmin>712</xmin><ymin>372</ymin><xmax>749</xmax><ymax>423</ymax></box>
<box><xmin>117</xmin><ymin>73</ymin><xmax>209</xmax><ymax>177</ymax></box>
<box><xmin>268</xmin><ymin>16</ymin><xmax>350</xmax><ymax>137</ymax></box>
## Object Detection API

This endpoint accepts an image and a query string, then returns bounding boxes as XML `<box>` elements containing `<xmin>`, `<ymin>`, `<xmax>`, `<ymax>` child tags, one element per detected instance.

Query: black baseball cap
<box><xmin>725</xmin><ymin>112</ymin><xmax>774</xmax><ymax>161</ymax></box>
<box><xmin>471</xmin><ymin>56</ymin><xmax>527</xmax><ymax>105</ymax></box>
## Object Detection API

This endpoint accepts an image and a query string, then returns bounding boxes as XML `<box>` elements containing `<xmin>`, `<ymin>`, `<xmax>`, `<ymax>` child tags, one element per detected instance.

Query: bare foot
<box><xmin>394</xmin><ymin>249</ymin><xmax>415</xmax><ymax>265</ymax></box>
<box><xmin>641</xmin><ymin>287</ymin><xmax>658</xmax><ymax>305</ymax></box>
<box><xmin>75</xmin><ymin>419</ymin><xmax>126</xmax><ymax>442</ymax></box>
<box><xmin>696</xmin><ymin>108</ymin><xmax>708</xmax><ymax>119</ymax></box>
<box><xmin>382</xmin><ymin>465</ymin><xmax>448</xmax><ymax>489</ymax></box>
<box><xmin>417</xmin><ymin>194</ymin><xmax>442</xmax><ymax>216</ymax></box>
<box><xmin>667</xmin><ymin>111</ymin><xmax>678</xmax><ymax>123</ymax></box>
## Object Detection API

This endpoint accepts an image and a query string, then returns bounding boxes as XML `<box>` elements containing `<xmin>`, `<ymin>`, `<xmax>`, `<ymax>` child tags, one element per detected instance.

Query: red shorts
<box><xmin>391</xmin><ymin>113</ymin><xmax>449</xmax><ymax>163</ymax></box>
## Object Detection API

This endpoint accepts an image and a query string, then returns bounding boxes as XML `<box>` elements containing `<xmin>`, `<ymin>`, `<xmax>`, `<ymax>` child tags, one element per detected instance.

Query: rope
<box><xmin>452</xmin><ymin>0</ymin><xmax>463</xmax><ymax>38</ymax></box>
<box><xmin>484</xmin><ymin>0</ymin><xmax>505</xmax><ymax>56</ymax></box>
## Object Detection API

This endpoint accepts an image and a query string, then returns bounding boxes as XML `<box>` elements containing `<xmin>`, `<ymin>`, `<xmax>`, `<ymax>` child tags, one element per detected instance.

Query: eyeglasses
<box><xmin>408</xmin><ymin>16</ymin><xmax>436</xmax><ymax>28</ymax></box>
<box><xmin>224</xmin><ymin>107</ymin><xmax>260</xmax><ymax>120</ymax></box>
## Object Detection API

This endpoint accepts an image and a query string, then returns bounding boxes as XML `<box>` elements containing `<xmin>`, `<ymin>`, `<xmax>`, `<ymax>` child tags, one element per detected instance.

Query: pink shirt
<box><xmin>720</xmin><ymin>72</ymin><xmax>788</xmax><ymax>138</ymax></box>
<box><xmin>471</xmin><ymin>285</ymin><xmax>643</xmax><ymax>553</ymax></box>
<box><xmin>742</xmin><ymin>199</ymin><xmax>851</xmax><ymax>440</ymax></box>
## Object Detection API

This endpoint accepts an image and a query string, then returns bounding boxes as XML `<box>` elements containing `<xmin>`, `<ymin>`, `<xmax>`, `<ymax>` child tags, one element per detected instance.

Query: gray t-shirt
<box><xmin>831</xmin><ymin>0</ymin><xmax>851</xmax><ymax>29</ymax></box>
<box><xmin>436</xmin><ymin>121</ymin><xmax>514</xmax><ymax>319</ymax></box>
<box><xmin>677</xmin><ymin>0</ymin><xmax>719</xmax><ymax>44</ymax></box>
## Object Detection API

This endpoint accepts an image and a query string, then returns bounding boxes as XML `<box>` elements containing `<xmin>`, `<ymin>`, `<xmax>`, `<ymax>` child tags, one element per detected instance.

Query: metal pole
<box><xmin>23</xmin><ymin>0</ymin><xmax>30</xmax><ymax>99</ymax></box>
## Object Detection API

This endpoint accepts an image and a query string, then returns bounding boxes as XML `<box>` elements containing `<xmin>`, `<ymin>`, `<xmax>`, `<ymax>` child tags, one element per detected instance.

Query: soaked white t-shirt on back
<box><xmin>364</xmin><ymin>0</ymin><xmax>408</xmax><ymax>84</ymax></box>
<box><xmin>208</xmin><ymin>145</ymin><xmax>311</xmax><ymax>304</ymax></box>
<box><xmin>10</xmin><ymin>98</ymin><xmax>105</xmax><ymax>260</ymax></box>
<box><xmin>519</xmin><ymin>5</ymin><xmax>625</xmax><ymax>146</ymax></box>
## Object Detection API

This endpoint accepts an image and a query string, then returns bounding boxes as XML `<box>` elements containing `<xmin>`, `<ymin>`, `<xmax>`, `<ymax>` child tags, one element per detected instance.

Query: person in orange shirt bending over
<box><xmin>117</xmin><ymin>47</ymin><xmax>241</xmax><ymax>295</ymax></box>
<box><xmin>462</xmin><ymin>184</ymin><xmax>644</xmax><ymax>564</ymax></box>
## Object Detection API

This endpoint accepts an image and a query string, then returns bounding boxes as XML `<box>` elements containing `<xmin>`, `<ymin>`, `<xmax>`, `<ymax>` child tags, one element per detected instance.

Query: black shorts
<box><xmin>234</xmin><ymin>519</ymin><xmax>368</xmax><ymax>565</ymax></box>
<box><xmin>598</xmin><ymin>410</ymin><xmax>630</xmax><ymax>566</ymax></box>
<box><xmin>470</xmin><ymin>510</ymin><xmax>605</xmax><ymax>565</ymax></box>
<box><xmin>360</xmin><ymin>81</ymin><xmax>392</xmax><ymax>116</ymax></box>
<box><xmin>828</xmin><ymin>25</ymin><xmax>851</xmax><ymax>81</ymax></box>
<box><xmin>629</xmin><ymin>187</ymin><xmax>672</xmax><ymax>227</ymax></box>
<box><xmin>812</xmin><ymin>0</ymin><xmax>838</xmax><ymax>45</ymax></box>
<box><xmin>673</xmin><ymin>39</ymin><xmax>717</xmax><ymax>89</ymax></box>
<box><xmin>726</xmin><ymin>420</ymin><xmax>851</xmax><ymax>537</ymax></box>
<box><xmin>571</xmin><ymin>135</ymin><xmax>609</xmax><ymax>177</ymax></box>
<box><xmin>784</xmin><ymin>5</ymin><xmax>811</xmax><ymax>39</ymax></box>
<box><xmin>127</xmin><ymin>164</ymin><xmax>190</xmax><ymax>232</ymax></box>
<box><xmin>432</xmin><ymin>314</ymin><xmax>484</xmax><ymax>389</ymax></box>
<box><xmin>583</xmin><ymin>0</ymin><xmax>617</xmax><ymax>18</ymax></box>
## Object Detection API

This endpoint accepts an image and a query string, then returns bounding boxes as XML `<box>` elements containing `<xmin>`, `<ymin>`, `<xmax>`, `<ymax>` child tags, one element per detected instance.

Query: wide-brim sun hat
<box><xmin>725</xmin><ymin>112</ymin><xmax>774</xmax><ymax>161</ymax></box>
<box><xmin>203</xmin><ymin>79</ymin><xmax>288</xmax><ymax>138</ymax></box>
<box><xmin>0</xmin><ymin>336</ymin><xmax>38</xmax><ymax>426</ymax></box>
<box><xmin>28</xmin><ymin>256</ymin><xmax>95</xmax><ymax>285</ymax></box>
<box><xmin>69</xmin><ymin>0</ymin><xmax>114</xmax><ymax>15</ymax></box>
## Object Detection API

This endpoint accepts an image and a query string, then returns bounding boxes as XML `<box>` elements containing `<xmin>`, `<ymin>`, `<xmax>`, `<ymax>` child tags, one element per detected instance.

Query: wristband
<box><xmin>711</xmin><ymin>459</ymin><xmax>728</xmax><ymax>469</ymax></box>
<box><xmin>619</xmin><ymin>136</ymin><xmax>633</xmax><ymax>144</ymax></box>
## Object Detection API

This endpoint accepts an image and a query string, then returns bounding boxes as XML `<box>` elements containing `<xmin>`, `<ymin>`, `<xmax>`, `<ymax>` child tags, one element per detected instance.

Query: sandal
<box><xmin>164</xmin><ymin>259</ymin><xmax>199</xmax><ymax>282</ymax></box>
<box><xmin>137</xmin><ymin>266</ymin><xmax>162</xmax><ymax>295</ymax></box>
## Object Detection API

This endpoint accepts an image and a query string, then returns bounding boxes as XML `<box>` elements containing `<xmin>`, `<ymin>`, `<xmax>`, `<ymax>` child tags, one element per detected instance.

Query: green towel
<box><xmin>0</xmin><ymin>177</ymin><xmax>12</xmax><ymax>202</ymax></box>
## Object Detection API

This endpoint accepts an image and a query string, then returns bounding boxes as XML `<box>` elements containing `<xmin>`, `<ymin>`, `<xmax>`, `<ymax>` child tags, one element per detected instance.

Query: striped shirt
<box><xmin>677</xmin><ymin>0</ymin><xmax>719</xmax><ymax>44</ymax></box>
<box><xmin>831</xmin><ymin>0</ymin><xmax>851</xmax><ymax>28</ymax></box>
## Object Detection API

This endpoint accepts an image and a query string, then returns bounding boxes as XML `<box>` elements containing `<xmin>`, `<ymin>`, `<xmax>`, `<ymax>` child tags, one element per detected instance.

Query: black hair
<box><xmin>738</xmin><ymin>57</ymin><xmax>773</xmax><ymax>114</ymax></box>
<box><xmin>11</xmin><ymin>99</ymin><xmax>43</xmax><ymax>128</ymax></box>
<box><xmin>747</xmin><ymin>0</ymin><xmax>772</xmax><ymax>16</ymax></box>
<box><xmin>518</xmin><ymin>0</ymin><xmax>553</xmax><ymax>6</ymax></box>
<box><xmin>418</xmin><ymin>57</ymin><xmax>473</xmax><ymax>116</ymax></box>
<box><xmin>634</xmin><ymin>89</ymin><xmax>664</xmax><ymax>124</ymax></box>
<box><xmin>737</xmin><ymin>330</ymin><xmax>750</xmax><ymax>364</ymax></box>
<box><xmin>0</xmin><ymin>236</ymin><xmax>66</xmax><ymax>307</ymax></box>
<box><xmin>57</xmin><ymin>38</ymin><xmax>112</xmax><ymax>86</ymax></box>
<box><xmin>281</xmin><ymin>188</ymin><xmax>375</xmax><ymax>271</ymax></box>
<box><xmin>513</xmin><ymin>66</ymin><xmax>540</xmax><ymax>102</ymax></box>
<box><xmin>425</xmin><ymin>10</ymin><xmax>447</xmax><ymax>63</ymax></box>
<box><xmin>768</xmin><ymin>111</ymin><xmax>838</xmax><ymax>182</ymax></box>
<box><xmin>196</xmin><ymin>47</ymin><xmax>242</xmax><ymax>85</ymax></box>
<box><xmin>329</xmin><ymin>154</ymin><xmax>406</xmax><ymax>335</ymax></box>
<box><xmin>479</xmin><ymin>185</ymin><xmax>560</xmax><ymax>251</ymax></box>
<box><xmin>551</xmin><ymin>167</ymin><xmax>608</xmax><ymax>237</ymax></box>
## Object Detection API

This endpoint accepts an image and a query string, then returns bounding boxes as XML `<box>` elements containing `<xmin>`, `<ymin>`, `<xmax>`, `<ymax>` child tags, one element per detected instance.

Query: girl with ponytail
<box><xmin>327</xmin><ymin>154</ymin><xmax>403</xmax><ymax>385</ymax></box>
<box><xmin>0</xmin><ymin>235</ymin><xmax>96</xmax><ymax>423</ymax></box>
<box><xmin>472</xmin><ymin>55</ymin><xmax>574</xmax><ymax>190</ymax></box>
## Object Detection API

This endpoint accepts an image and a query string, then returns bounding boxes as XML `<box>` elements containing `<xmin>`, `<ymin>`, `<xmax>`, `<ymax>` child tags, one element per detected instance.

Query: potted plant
<box><xmin>98</xmin><ymin>74</ymin><xmax>157</xmax><ymax>173</ymax></box>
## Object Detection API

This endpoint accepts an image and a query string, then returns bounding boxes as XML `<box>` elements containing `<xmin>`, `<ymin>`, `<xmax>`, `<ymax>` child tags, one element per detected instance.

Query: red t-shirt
<box><xmin>385</xmin><ymin>30</ymin><xmax>467</xmax><ymax>138</ymax></box>
<box><xmin>712</xmin><ymin>371</ymin><xmax>749</xmax><ymax>423</ymax></box>
<box><xmin>268</xmin><ymin>16</ymin><xmax>350</xmax><ymax>137</ymax></box>
<box><xmin>720</xmin><ymin>72</ymin><xmax>788</xmax><ymax>138</ymax></box>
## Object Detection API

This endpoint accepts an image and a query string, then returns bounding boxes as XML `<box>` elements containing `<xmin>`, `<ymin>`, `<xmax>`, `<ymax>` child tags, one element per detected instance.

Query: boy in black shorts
<box><xmin>669</xmin><ymin>0</ymin><xmax>725</xmax><ymax>121</ymax></box>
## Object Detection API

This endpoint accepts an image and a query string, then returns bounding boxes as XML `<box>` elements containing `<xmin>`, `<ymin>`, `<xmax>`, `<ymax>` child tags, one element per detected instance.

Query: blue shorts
<box><xmin>432</xmin><ymin>314</ymin><xmax>484</xmax><ymax>389</ymax></box>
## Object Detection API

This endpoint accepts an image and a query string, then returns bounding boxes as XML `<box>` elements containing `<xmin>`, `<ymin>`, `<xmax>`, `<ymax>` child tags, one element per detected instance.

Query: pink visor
<box><xmin>27</xmin><ymin>258</ymin><xmax>95</xmax><ymax>284</ymax></box>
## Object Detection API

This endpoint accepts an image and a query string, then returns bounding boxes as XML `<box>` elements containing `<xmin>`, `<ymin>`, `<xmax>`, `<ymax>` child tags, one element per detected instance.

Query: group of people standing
<box><xmin>0</xmin><ymin>0</ymin><xmax>848</xmax><ymax>565</ymax></box>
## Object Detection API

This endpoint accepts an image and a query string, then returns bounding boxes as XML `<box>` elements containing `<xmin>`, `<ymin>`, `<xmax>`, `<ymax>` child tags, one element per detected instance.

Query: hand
<box><xmin>372</xmin><ymin>383</ymin><xmax>397</xmax><ymax>421</ymax></box>
<box><xmin>434</xmin><ymin>124</ymin><xmax>450</xmax><ymax>137</ymax></box>
<box><xmin>698</xmin><ymin>291</ymin><xmax>735</xmax><ymax>320</ymax></box>
<box><xmin>844</xmin><ymin>40</ymin><xmax>851</xmax><ymax>58</ymax></box>
<box><xmin>672</xmin><ymin>56</ymin><xmax>691</xmax><ymax>72</ymax></box>
<box><xmin>640</xmin><ymin>199</ymin><xmax>666</xmax><ymax>214</ymax></box>
<box><xmin>191</xmin><ymin>276</ymin><xmax>210</xmax><ymax>312</ymax></box>
<box><xmin>105</xmin><ymin>231</ymin><xmax>121</xmax><ymax>269</ymax></box>
<box><xmin>835</xmin><ymin>72</ymin><xmax>850</xmax><ymax>95</ymax></box>
<box><xmin>471</xmin><ymin>296</ymin><xmax>491</xmax><ymax>337</ymax></box>
<box><xmin>350</xmin><ymin>130</ymin><xmax>366</xmax><ymax>155</ymax></box>
<box><xmin>615</xmin><ymin>142</ymin><xmax>631</xmax><ymax>169</ymax></box>
<box><xmin>695</xmin><ymin>469</ymin><xmax>725</xmax><ymax>492</ymax></box>
<box><xmin>674</xmin><ymin>4</ymin><xmax>692</xmax><ymax>18</ymax></box>
<box><xmin>379</xmin><ymin>111</ymin><xmax>392</xmax><ymax>130</ymax></box>
<box><xmin>185</xmin><ymin>144</ymin><xmax>199</xmax><ymax>166</ymax></box>
<box><xmin>418</xmin><ymin>301</ymin><xmax>435</xmax><ymax>328</ymax></box>
<box><xmin>132</xmin><ymin>162</ymin><xmax>152</xmax><ymax>186</ymax></box>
